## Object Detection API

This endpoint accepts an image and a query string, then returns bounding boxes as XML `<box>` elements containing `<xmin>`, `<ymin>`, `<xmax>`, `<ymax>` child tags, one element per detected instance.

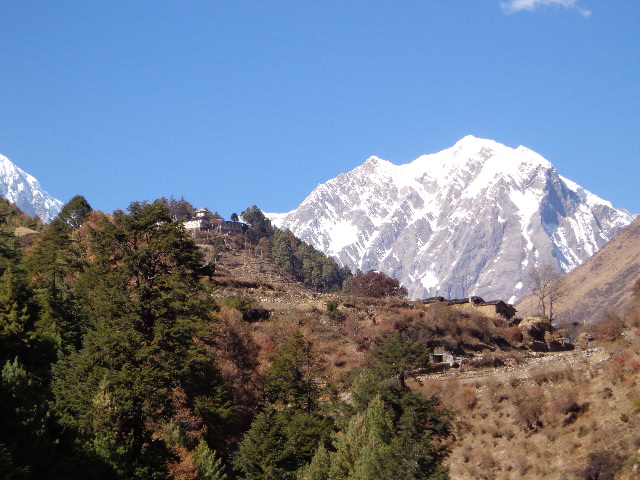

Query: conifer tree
<box><xmin>241</xmin><ymin>205</ymin><xmax>273</xmax><ymax>243</ymax></box>
<box><xmin>193</xmin><ymin>439</ymin><xmax>227</xmax><ymax>480</ymax></box>
<box><xmin>233</xmin><ymin>408</ymin><xmax>333</xmax><ymax>480</ymax></box>
<box><xmin>52</xmin><ymin>201</ymin><xmax>228</xmax><ymax>477</ymax></box>
<box><xmin>232</xmin><ymin>409</ymin><xmax>290</xmax><ymax>480</ymax></box>
<box><xmin>32</xmin><ymin>281</ymin><xmax>78</xmax><ymax>354</ymax></box>
<box><xmin>373</xmin><ymin>331</ymin><xmax>431</xmax><ymax>389</ymax></box>
<box><xmin>301</xmin><ymin>367</ymin><xmax>453</xmax><ymax>480</ymax></box>
<box><xmin>296</xmin><ymin>442</ymin><xmax>330</xmax><ymax>480</ymax></box>
<box><xmin>271</xmin><ymin>229</ymin><xmax>294</xmax><ymax>274</ymax></box>
<box><xmin>56</xmin><ymin>195</ymin><xmax>92</xmax><ymax>230</ymax></box>
<box><xmin>0</xmin><ymin>200</ymin><xmax>19</xmax><ymax>274</ymax></box>
<box><xmin>161</xmin><ymin>195</ymin><xmax>195</xmax><ymax>220</ymax></box>
<box><xmin>326</xmin><ymin>395</ymin><xmax>397</xmax><ymax>479</ymax></box>
<box><xmin>0</xmin><ymin>267</ymin><xmax>34</xmax><ymax>364</ymax></box>
<box><xmin>0</xmin><ymin>358</ymin><xmax>58</xmax><ymax>479</ymax></box>
<box><xmin>263</xmin><ymin>330</ymin><xmax>319</xmax><ymax>412</ymax></box>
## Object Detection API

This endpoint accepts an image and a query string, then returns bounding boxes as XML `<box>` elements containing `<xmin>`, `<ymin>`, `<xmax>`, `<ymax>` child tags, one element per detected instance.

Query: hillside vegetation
<box><xmin>435</xmin><ymin>287</ymin><xmax>640</xmax><ymax>479</ymax></box>
<box><xmin>1</xmin><ymin>196</ymin><xmax>638</xmax><ymax>479</ymax></box>
<box><xmin>0</xmin><ymin>197</ymin><xmax>455</xmax><ymax>479</ymax></box>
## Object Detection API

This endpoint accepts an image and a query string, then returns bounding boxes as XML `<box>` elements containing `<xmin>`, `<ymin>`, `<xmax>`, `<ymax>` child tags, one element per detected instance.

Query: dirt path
<box><xmin>413</xmin><ymin>347</ymin><xmax>608</xmax><ymax>385</ymax></box>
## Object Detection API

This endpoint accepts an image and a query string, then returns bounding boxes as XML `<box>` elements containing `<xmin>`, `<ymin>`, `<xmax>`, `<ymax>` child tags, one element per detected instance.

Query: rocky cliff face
<box><xmin>271</xmin><ymin>136</ymin><xmax>635</xmax><ymax>302</ymax></box>
<box><xmin>0</xmin><ymin>154</ymin><xmax>63</xmax><ymax>223</ymax></box>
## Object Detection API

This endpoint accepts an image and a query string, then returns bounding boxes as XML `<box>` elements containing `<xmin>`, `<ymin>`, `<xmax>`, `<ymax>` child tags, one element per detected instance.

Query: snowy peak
<box><xmin>271</xmin><ymin>137</ymin><xmax>634</xmax><ymax>302</ymax></box>
<box><xmin>0</xmin><ymin>153</ymin><xmax>64</xmax><ymax>223</ymax></box>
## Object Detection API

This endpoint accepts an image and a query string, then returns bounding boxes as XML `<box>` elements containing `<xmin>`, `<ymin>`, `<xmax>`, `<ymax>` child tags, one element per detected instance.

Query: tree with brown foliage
<box><xmin>350</xmin><ymin>270</ymin><xmax>408</xmax><ymax>299</ymax></box>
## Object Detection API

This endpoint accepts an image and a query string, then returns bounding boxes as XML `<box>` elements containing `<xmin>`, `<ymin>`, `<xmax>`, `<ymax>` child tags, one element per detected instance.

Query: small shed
<box><xmin>430</xmin><ymin>347</ymin><xmax>456</xmax><ymax>366</ymax></box>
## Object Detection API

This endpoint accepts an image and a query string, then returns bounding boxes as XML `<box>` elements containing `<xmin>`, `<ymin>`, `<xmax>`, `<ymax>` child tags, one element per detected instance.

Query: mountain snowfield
<box><xmin>271</xmin><ymin>136</ymin><xmax>635</xmax><ymax>303</ymax></box>
<box><xmin>0</xmin><ymin>153</ymin><xmax>63</xmax><ymax>223</ymax></box>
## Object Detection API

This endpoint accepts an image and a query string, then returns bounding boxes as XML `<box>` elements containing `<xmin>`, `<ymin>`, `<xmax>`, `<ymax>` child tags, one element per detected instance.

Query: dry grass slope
<box><xmin>418</xmin><ymin>297</ymin><xmax>640</xmax><ymax>479</ymax></box>
<box><xmin>201</xmin><ymin>230</ymin><xmax>640</xmax><ymax>479</ymax></box>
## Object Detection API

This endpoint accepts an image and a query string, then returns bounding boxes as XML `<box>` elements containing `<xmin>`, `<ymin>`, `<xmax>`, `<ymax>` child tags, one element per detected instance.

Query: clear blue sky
<box><xmin>1</xmin><ymin>0</ymin><xmax>638</xmax><ymax>218</ymax></box>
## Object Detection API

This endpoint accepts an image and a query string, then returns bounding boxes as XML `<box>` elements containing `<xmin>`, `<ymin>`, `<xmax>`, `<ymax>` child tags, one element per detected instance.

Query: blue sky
<box><xmin>1</xmin><ymin>0</ymin><xmax>638</xmax><ymax>218</ymax></box>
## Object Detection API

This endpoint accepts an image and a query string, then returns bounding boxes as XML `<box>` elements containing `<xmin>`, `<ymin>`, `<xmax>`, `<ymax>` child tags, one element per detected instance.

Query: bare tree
<box><xmin>525</xmin><ymin>263</ymin><xmax>567</xmax><ymax>321</ymax></box>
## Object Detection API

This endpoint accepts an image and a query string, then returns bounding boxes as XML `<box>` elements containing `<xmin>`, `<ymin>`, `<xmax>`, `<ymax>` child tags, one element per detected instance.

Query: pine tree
<box><xmin>32</xmin><ymin>282</ymin><xmax>78</xmax><ymax>353</ymax></box>
<box><xmin>24</xmin><ymin>196</ymin><xmax>93</xmax><ymax>299</ymax></box>
<box><xmin>0</xmin><ymin>200</ymin><xmax>19</xmax><ymax>274</ymax></box>
<box><xmin>373</xmin><ymin>331</ymin><xmax>431</xmax><ymax>389</ymax></box>
<box><xmin>55</xmin><ymin>195</ymin><xmax>92</xmax><ymax>230</ymax></box>
<box><xmin>0</xmin><ymin>267</ymin><xmax>34</xmax><ymax>365</ymax></box>
<box><xmin>300</xmin><ymin>361</ymin><xmax>454</xmax><ymax>480</ymax></box>
<box><xmin>193</xmin><ymin>439</ymin><xmax>227</xmax><ymax>480</ymax></box>
<box><xmin>296</xmin><ymin>442</ymin><xmax>330</xmax><ymax>480</ymax></box>
<box><xmin>241</xmin><ymin>206</ymin><xmax>273</xmax><ymax>243</ymax></box>
<box><xmin>0</xmin><ymin>358</ymin><xmax>57</xmax><ymax>479</ymax></box>
<box><xmin>325</xmin><ymin>395</ymin><xmax>398</xmax><ymax>479</ymax></box>
<box><xmin>390</xmin><ymin>391</ymin><xmax>453</xmax><ymax>479</ymax></box>
<box><xmin>161</xmin><ymin>195</ymin><xmax>195</xmax><ymax>220</ymax></box>
<box><xmin>271</xmin><ymin>229</ymin><xmax>294</xmax><ymax>274</ymax></box>
<box><xmin>263</xmin><ymin>330</ymin><xmax>319</xmax><ymax>412</ymax></box>
<box><xmin>232</xmin><ymin>409</ymin><xmax>290</xmax><ymax>480</ymax></box>
<box><xmin>233</xmin><ymin>409</ymin><xmax>332</xmax><ymax>480</ymax></box>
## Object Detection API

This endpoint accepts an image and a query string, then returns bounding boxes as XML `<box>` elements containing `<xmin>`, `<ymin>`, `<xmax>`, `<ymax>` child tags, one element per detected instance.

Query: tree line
<box><xmin>242</xmin><ymin>205</ymin><xmax>353</xmax><ymax>293</ymax></box>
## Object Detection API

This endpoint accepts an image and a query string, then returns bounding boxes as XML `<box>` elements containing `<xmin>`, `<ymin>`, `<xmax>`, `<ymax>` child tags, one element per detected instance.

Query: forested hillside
<box><xmin>0</xmin><ymin>197</ymin><xmax>453</xmax><ymax>479</ymax></box>
<box><xmin>2</xmin><ymin>196</ymin><xmax>638</xmax><ymax>479</ymax></box>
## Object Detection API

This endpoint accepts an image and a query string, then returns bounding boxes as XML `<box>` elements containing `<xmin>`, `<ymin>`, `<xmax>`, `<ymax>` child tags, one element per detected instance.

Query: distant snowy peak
<box><xmin>0</xmin><ymin>154</ymin><xmax>63</xmax><ymax>223</ymax></box>
<box><xmin>271</xmin><ymin>136</ymin><xmax>635</xmax><ymax>302</ymax></box>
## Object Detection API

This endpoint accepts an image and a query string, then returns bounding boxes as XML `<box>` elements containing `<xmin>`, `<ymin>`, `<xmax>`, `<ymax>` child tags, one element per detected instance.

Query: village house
<box><xmin>182</xmin><ymin>208</ymin><xmax>215</xmax><ymax>231</ymax></box>
<box><xmin>422</xmin><ymin>296</ymin><xmax>517</xmax><ymax>321</ymax></box>
<box><xmin>218</xmin><ymin>220</ymin><xmax>249</xmax><ymax>235</ymax></box>
<box><xmin>474</xmin><ymin>300</ymin><xmax>517</xmax><ymax>320</ymax></box>
<box><xmin>182</xmin><ymin>208</ymin><xmax>249</xmax><ymax>235</ymax></box>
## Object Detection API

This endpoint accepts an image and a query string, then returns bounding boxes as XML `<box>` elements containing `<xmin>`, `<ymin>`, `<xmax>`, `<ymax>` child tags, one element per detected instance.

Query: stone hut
<box><xmin>422</xmin><ymin>295</ymin><xmax>517</xmax><ymax>321</ymax></box>
<box><xmin>430</xmin><ymin>347</ymin><xmax>456</xmax><ymax>366</ymax></box>
<box><xmin>422</xmin><ymin>296</ymin><xmax>446</xmax><ymax>304</ymax></box>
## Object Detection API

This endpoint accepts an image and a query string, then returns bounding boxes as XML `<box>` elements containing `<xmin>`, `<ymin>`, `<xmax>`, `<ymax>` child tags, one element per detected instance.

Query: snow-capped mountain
<box><xmin>271</xmin><ymin>136</ymin><xmax>635</xmax><ymax>302</ymax></box>
<box><xmin>0</xmin><ymin>153</ymin><xmax>63</xmax><ymax>223</ymax></box>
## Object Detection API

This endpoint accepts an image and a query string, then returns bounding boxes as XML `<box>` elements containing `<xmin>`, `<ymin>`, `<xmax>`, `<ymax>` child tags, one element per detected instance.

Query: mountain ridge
<box><xmin>271</xmin><ymin>136</ymin><xmax>635</xmax><ymax>302</ymax></box>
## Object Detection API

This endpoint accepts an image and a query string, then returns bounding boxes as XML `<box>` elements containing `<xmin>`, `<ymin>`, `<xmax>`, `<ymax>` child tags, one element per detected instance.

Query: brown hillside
<box><xmin>418</xmin><ymin>327</ymin><xmax>640</xmax><ymax>479</ymax></box>
<box><xmin>199</xmin><ymin>230</ymin><xmax>640</xmax><ymax>478</ymax></box>
<box><xmin>196</xmin><ymin>232</ymin><xmax>532</xmax><ymax>378</ymax></box>
<box><xmin>197</xmin><ymin>237</ymin><xmax>314</xmax><ymax>296</ymax></box>
<box><xmin>517</xmin><ymin>216</ymin><xmax>640</xmax><ymax>326</ymax></box>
